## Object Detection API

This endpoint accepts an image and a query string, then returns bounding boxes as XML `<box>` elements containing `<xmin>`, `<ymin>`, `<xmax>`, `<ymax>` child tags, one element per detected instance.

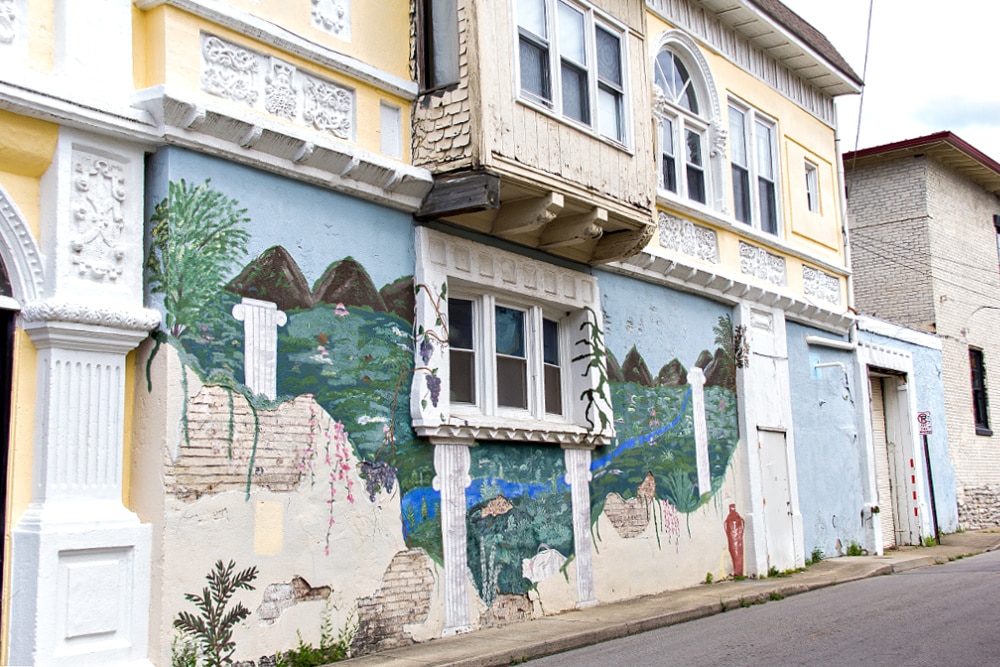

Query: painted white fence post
<box><xmin>690</xmin><ymin>367</ymin><xmax>711</xmax><ymax>496</ymax></box>
<box><xmin>433</xmin><ymin>441</ymin><xmax>473</xmax><ymax>635</ymax></box>
<box><xmin>232</xmin><ymin>297</ymin><xmax>287</xmax><ymax>400</ymax></box>
<box><xmin>564</xmin><ymin>446</ymin><xmax>597</xmax><ymax>607</ymax></box>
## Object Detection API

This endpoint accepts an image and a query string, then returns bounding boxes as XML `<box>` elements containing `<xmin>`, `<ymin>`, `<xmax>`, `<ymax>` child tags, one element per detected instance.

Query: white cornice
<box><xmin>134</xmin><ymin>86</ymin><xmax>433</xmax><ymax>212</ymax></box>
<box><xmin>133</xmin><ymin>0</ymin><xmax>418</xmax><ymax>101</ymax></box>
<box><xmin>608</xmin><ymin>249</ymin><xmax>854</xmax><ymax>334</ymax></box>
<box><xmin>857</xmin><ymin>315</ymin><xmax>942</xmax><ymax>351</ymax></box>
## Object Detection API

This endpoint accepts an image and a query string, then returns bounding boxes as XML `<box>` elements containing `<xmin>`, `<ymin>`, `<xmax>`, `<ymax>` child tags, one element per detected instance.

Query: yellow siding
<box><xmin>26</xmin><ymin>0</ymin><xmax>54</xmax><ymax>72</ymax></box>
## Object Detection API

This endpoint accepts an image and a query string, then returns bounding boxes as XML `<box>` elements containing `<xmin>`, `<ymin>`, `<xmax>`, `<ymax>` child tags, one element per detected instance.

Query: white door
<box><xmin>759</xmin><ymin>429</ymin><xmax>795</xmax><ymax>571</ymax></box>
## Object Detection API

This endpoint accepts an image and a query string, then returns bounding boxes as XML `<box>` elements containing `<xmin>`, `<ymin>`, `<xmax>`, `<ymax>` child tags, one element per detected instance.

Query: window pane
<box><xmin>450</xmin><ymin>350</ymin><xmax>476</xmax><ymax>403</ymax></box>
<box><xmin>755</xmin><ymin>120</ymin><xmax>774</xmax><ymax>180</ymax></box>
<box><xmin>759</xmin><ymin>178</ymin><xmax>777</xmax><ymax>234</ymax></box>
<box><xmin>543</xmin><ymin>319</ymin><xmax>559</xmax><ymax>365</ymax></box>
<box><xmin>557</xmin><ymin>1</ymin><xmax>585</xmax><ymax>63</ymax></box>
<box><xmin>662</xmin><ymin>119</ymin><xmax>677</xmax><ymax>191</ymax></box>
<box><xmin>449</xmin><ymin>298</ymin><xmax>474</xmax><ymax>350</ymax></box>
<box><xmin>598</xmin><ymin>86</ymin><xmax>623</xmax><ymax>140</ymax></box>
<box><xmin>805</xmin><ymin>163</ymin><xmax>819</xmax><ymax>212</ymax></box>
<box><xmin>426</xmin><ymin>0</ymin><xmax>460</xmax><ymax>88</ymax></box>
<box><xmin>596</xmin><ymin>27</ymin><xmax>621</xmax><ymax>87</ymax></box>
<box><xmin>561</xmin><ymin>62</ymin><xmax>589</xmax><ymax>123</ymax></box>
<box><xmin>686</xmin><ymin>129</ymin><xmax>703</xmax><ymax>167</ymax></box>
<box><xmin>971</xmin><ymin>348</ymin><xmax>990</xmax><ymax>430</ymax></box>
<box><xmin>654</xmin><ymin>51</ymin><xmax>697</xmax><ymax>114</ymax></box>
<box><xmin>518</xmin><ymin>0</ymin><xmax>546</xmax><ymax>36</ymax></box>
<box><xmin>520</xmin><ymin>38</ymin><xmax>551</xmax><ymax>101</ymax></box>
<box><xmin>497</xmin><ymin>357</ymin><xmax>528</xmax><ymax>409</ymax></box>
<box><xmin>732</xmin><ymin>164</ymin><xmax>751</xmax><ymax>224</ymax></box>
<box><xmin>728</xmin><ymin>106</ymin><xmax>747</xmax><ymax>167</ymax></box>
<box><xmin>687</xmin><ymin>165</ymin><xmax>705</xmax><ymax>204</ymax></box>
<box><xmin>495</xmin><ymin>306</ymin><xmax>525</xmax><ymax>358</ymax></box>
<box><xmin>544</xmin><ymin>365</ymin><xmax>562</xmax><ymax>415</ymax></box>
<box><xmin>663</xmin><ymin>157</ymin><xmax>677</xmax><ymax>193</ymax></box>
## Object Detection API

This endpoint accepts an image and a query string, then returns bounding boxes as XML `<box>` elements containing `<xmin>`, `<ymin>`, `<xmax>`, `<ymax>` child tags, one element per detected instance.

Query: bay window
<box><xmin>516</xmin><ymin>0</ymin><xmax>627</xmax><ymax>143</ymax></box>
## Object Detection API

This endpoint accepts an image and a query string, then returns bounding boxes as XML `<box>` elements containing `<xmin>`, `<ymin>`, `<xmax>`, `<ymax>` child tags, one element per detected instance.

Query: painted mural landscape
<box><xmin>150</xmin><ymin>180</ymin><xmax>743</xmax><ymax>646</ymax></box>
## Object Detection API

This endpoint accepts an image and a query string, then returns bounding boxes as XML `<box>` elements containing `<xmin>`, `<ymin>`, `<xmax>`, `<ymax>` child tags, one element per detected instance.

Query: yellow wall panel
<box><xmin>26</xmin><ymin>0</ymin><xmax>54</xmax><ymax>72</ymax></box>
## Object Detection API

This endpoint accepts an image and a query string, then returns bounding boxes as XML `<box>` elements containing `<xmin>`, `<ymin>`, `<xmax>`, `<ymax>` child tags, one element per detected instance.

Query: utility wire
<box><xmin>848</xmin><ymin>0</ymin><xmax>876</xmax><ymax>173</ymax></box>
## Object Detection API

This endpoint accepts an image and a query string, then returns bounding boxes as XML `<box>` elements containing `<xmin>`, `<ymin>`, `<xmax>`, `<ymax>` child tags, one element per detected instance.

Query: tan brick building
<box><xmin>845</xmin><ymin>133</ymin><xmax>1000</xmax><ymax>528</ymax></box>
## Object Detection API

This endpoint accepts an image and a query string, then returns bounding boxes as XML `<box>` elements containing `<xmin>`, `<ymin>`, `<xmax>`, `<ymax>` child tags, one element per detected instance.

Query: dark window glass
<box><xmin>422</xmin><ymin>0</ymin><xmax>460</xmax><ymax>90</ymax></box>
<box><xmin>561</xmin><ymin>62</ymin><xmax>589</xmax><ymax>124</ymax></box>
<box><xmin>732</xmin><ymin>165</ymin><xmax>751</xmax><ymax>224</ymax></box>
<box><xmin>520</xmin><ymin>37</ymin><xmax>551</xmax><ymax>102</ymax></box>
<box><xmin>449</xmin><ymin>299</ymin><xmax>475</xmax><ymax>404</ymax></box>
<box><xmin>543</xmin><ymin>319</ymin><xmax>562</xmax><ymax>415</ymax></box>
<box><xmin>496</xmin><ymin>306</ymin><xmax>527</xmax><ymax>409</ymax></box>
<box><xmin>971</xmin><ymin>348</ymin><xmax>991</xmax><ymax>433</ymax></box>
<box><xmin>759</xmin><ymin>178</ymin><xmax>777</xmax><ymax>234</ymax></box>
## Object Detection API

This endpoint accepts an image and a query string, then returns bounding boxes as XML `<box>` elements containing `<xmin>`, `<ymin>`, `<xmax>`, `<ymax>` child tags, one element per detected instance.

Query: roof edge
<box><xmin>843</xmin><ymin>131</ymin><xmax>1000</xmax><ymax>179</ymax></box>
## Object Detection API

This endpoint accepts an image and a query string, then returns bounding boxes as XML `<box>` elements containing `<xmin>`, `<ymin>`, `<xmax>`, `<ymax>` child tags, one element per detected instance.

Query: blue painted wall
<box><xmin>786</xmin><ymin>322</ymin><xmax>867</xmax><ymax>557</ymax></box>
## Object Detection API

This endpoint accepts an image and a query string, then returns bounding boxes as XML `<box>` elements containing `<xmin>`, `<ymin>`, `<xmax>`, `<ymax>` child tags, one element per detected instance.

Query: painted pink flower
<box><xmin>334</xmin><ymin>302</ymin><xmax>349</xmax><ymax>316</ymax></box>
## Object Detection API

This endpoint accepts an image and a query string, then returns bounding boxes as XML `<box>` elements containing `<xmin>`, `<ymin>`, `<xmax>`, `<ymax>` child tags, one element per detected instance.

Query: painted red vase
<box><xmin>725</xmin><ymin>503</ymin><xmax>745</xmax><ymax>577</ymax></box>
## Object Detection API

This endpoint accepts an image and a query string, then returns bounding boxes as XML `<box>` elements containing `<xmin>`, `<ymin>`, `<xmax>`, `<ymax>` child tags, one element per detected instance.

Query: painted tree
<box><xmin>147</xmin><ymin>179</ymin><xmax>251</xmax><ymax>336</ymax></box>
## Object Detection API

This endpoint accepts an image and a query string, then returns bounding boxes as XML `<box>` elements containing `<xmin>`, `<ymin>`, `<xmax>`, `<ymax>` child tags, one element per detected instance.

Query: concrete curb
<box><xmin>340</xmin><ymin>533</ymin><xmax>1000</xmax><ymax>667</ymax></box>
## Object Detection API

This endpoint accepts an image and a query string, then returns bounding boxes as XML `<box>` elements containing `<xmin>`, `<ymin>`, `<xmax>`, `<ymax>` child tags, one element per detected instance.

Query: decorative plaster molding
<box><xmin>311</xmin><ymin>0</ymin><xmax>350</xmax><ymax>40</ymax></box>
<box><xmin>0</xmin><ymin>0</ymin><xmax>16</xmax><ymax>45</ymax></box>
<box><xmin>739</xmin><ymin>241</ymin><xmax>786</xmax><ymax>286</ymax></box>
<box><xmin>415</xmin><ymin>422</ymin><xmax>609</xmax><ymax>447</ymax></box>
<box><xmin>134</xmin><ymin>0</ymin><xmax>415</xmax><ymax>99</ymax></box>
<box><xmin>857</xmin><ymin>315</ymin><xmax>941</xmax><ymax>351</ymax></box>
<box><xmin>433</xmin><ymin>443</ymin><xmax>473</xmax><ymax>636</ymax></box>
<box><xmin>564</xmin><ymin>448</ymin><xmax>596</xmax><ymax>607</ymax></box>
<box><xmin>0</xmin><ymin>185</ymin><xmax>45</xmax><ymax>304</ymax></box>
<box><xmin>200</xmin><ymin>32</ymin><xmax>355</xmax><ymax>141</ymax></box>
<box><xmin>802</xmin><ymin>265</ymin><xmax>840</xmax><ymax>305</ymax></box>
<box><xmin>609</xmin><ymin>250</ymin><xmax>854</xmax><ymax>334</ymax></box>
<box><xmin>70</xmin><ymin>153</ymin><xmax>127</xmax><ymax>282</ymax></box>
<box><xmin>658</xmin><ymin>211</ymin><xmax>718</xmax><ymax>263</ymax></box>
<box><xmin>133</xmin><ymin>87</ymin><xmax>432</xmax><ymax>212</ymax></box>
<box><xmin>21</xmin><ymin>299</ymin><xmax>161</xmax><ymax>331</ymax></box>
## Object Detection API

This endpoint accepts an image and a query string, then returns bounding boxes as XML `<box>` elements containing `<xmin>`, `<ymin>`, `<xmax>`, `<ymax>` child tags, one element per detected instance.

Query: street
<box><xmin>529</xmin><ymin>550</ymin><xmax>1000</xmax><ymax>667</ymax></box>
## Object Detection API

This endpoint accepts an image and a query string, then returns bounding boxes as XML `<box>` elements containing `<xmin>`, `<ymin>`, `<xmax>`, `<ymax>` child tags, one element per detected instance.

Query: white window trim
<box><xmin>804</xmin><ymin>159</ymin><xmax>820</xmax><ymax>213</ymax></box>
<box><xmin>728</xmin><ymin>97</ymin><xmax>782</xmax><ymax>236</ymax></box>
<box><xmin>652</xmin><ymin>31</ymin><xmax>728</xmax><ymax>216</ymax></box>
<box><xmin>412</xmin><ymin>226</ymin><xmax>614</xmax><ymax>446</ymax></box>
<box><xmin>513</xmin><ymin>0</ymin><xmax>631</xmax><ymax>146</ymax></box>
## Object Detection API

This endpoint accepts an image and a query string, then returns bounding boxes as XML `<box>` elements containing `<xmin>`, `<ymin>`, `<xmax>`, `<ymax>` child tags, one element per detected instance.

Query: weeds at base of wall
<box><xmin>274</xmin><ymin>607</ymin><xmax>358</xmax><ymax>667</ymax></box>
<box><xmin>806</xmin><ymin>548</ymin><xmax>824</xmax><ymax>566</ymax></box>
<box><xmin>922</xmin><ymin>536</ymin><xmax>938</xmax><ymax>547</ymax></box>
<box><xmin>703</xmin><ymin>572</ymin><xmax>714</xmax><ymax>585</ymax></box>
<box><xmin>845</xmin><ymin>541</ymin><xmax>866</xmax><ymax>557</ymax></box>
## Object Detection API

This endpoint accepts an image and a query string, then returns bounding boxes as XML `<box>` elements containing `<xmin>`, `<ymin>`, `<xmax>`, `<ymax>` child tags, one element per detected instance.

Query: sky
<box><xmin>779</xmin><ymin>0</ymin><xmax>1000</xmax><ymax>161</ymax></box>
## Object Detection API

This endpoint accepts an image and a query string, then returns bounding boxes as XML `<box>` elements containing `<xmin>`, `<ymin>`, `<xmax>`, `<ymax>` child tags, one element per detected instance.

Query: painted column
<box><xmin>8</xmin><ymin>129</ymin><xmax>158</xmax><ymax>667</ymax></box>
<box><xmin>232</xmin><ymin>297</ymin><xmax>287</xmax><ymax>399</ymax></box>
<box><xmin>432</xmin><ymin>440</ymin><xmax>473</xmax><ymax>635</ymax></box>
<box><xmin>690</xmin><ymin>367</ymin><xmax>711</xmax><ymax>496</ymax></box>
<box><xmin>563</xmin><ymin>446</ymin><xmax>596</xmax><ymax>607</ymax></box>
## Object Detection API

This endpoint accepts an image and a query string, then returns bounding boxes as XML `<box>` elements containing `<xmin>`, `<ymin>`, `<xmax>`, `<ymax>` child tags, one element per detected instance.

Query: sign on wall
<box><xmin>917</xmin><ymin>411</ymin><xmax>932</xmax><ymax>435</ymax></box>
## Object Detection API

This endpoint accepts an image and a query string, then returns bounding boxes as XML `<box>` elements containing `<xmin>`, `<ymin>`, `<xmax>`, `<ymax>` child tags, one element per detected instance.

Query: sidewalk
<box><xmin>341</xmin><ymin>530</ymin><xmax>1000</xmax><ymax>667</ymax></box>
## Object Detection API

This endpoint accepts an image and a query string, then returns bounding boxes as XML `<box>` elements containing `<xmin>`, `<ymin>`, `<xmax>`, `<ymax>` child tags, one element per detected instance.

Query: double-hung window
<box><xmin>971</xmin><ymin>347</ymin><xmax>991</xmax><ymax>435</ymax></box>
<box><xmin>728</xmin><ymin>101</ymin><xmax>780</xmax><ymax>235</ymax></box>
<box><xmin>805</xmin><ymin>161</ymin><xmax>820</xmax><ymax>213</ymax></box>
<box><xmin>516</xmin><ymin>0</ymin><xmax>627</xmax><ymax>143</ymax></box>
<box><xmin>654</xmin><ymin>49</ymin><xmax>707</xmax><ymax>205</ymax></box>
<box><xmin>449</xmin><ymin>295</ymin><xmax>565</xmax><ymax>419</ymax></box>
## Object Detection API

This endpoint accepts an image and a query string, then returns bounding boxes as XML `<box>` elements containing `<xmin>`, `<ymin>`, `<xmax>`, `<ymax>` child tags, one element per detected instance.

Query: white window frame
<box><xmin>804</xmin><ymin>160</ymin><xmax>820</xmax><ymax>213</ymax></box>
<box><xmin>411</xmin><ymin>227</ymin><xmax>614</xmax><ymax>446</ymax></box>
<box><xmin>659</xmin><ymin>112</ymin><xmax>710</xmax><ymax>205</ymax></box>
<box><xmin>728</xmin><ymin>99</ymin><xmax>781</xmax><ymax>236</ymax></box>
<box><xmin>448</xmin><ymin>292</ymin><xmax>571</xmax><ymax>422</ymax></box>
<box><xmin>514</xmin><ymin>0</ymin><xmax>629</xmax><ymax>145</ymax></box>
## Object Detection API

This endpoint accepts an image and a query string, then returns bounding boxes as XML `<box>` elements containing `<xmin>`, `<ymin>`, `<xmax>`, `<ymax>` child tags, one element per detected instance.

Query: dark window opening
<box><xmin>420</xmin><ymin>0</ymin><xmax>460</xmax><ymax>92</ymax></box>
<box><xmin>971</xmin><ymin>347</ymin><xmax>991</xmax><ymax>435</ymax></box>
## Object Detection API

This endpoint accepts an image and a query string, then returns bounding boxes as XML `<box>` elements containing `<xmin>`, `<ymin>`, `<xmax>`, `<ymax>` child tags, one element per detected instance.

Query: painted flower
<box><xmin>334</xmin><ymin>302</ymin><xmax>349</xmax><ymax>316</ymax></box>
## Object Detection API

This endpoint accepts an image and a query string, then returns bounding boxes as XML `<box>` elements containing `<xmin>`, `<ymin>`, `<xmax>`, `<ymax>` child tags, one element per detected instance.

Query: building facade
<box><xmin>845</xmin><ymin>132</ymin><xmax>1000</xmax><ymax>530</ymax></box>
<box><xmin>0</xmin><ymin>1</ymin><xmax>926</xmax><ymax>665</ymax></box>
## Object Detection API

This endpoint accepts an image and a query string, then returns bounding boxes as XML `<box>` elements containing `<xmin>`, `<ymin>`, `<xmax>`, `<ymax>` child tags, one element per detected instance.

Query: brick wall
<box><xmin>846</xmin><ymin>157</ymin><xmax>935</xmax><ymax>329</ymax></box>
<box><xmin>352</xmin><ymin>549</ymin><xmax>435</xmax><ymax>655</ymax></box>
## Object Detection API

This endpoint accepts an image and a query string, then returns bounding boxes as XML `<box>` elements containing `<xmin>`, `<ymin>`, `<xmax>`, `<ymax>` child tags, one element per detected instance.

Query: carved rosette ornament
<box><xmin>311</xmin><ymin>0</ymin><xmax>350</xmax><ymax>38</ymax></box>
<box><xmin>739</xmin><ymin>241</ymin><xmax>786</xmax><ymax>286</ymax></box>
<box><xmin>0</xmin><ymin>0</ymin><xmax>16</xmax><ymax>45</ymax></box>
<box><xmin>803</xmin><ymin>265</ymin><xmax>841</xmax><ymax>305</ymax></box>
<box><xmin>201</xmin><ymin>35</ymin><xmax>260</xmax><ymax>105</ymax></box>
<box><xmin>303</xmin><ymin>77</ymin><xmax>352</xmax><ymax>139</ymax></box>
<box><xmin>658</xmin><ymin>212</ymin><xmax>719</xmax><ymax>263</ymax></box>
<box><xmin>71</xmin><ymin>155</ymin><xmax>127</xmax><ymax>281</ymax></box>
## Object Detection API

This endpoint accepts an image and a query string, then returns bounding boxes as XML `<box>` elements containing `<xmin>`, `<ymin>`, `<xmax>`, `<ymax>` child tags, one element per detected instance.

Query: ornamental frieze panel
<box><xmin>739</xmin><ymin>241</ymin><xmax>786</xmax><ymax>286</ymax></box>
<box><xmin>657</xmin><ymin>212</ymin><xmax>719</xmax><ymax>264</ymax></box>
<box><xmin>200</xmin><ymin>33</ymin><xmax>354</xmax><ymax>142</ymax></box>
<box><xmin>311</xmin><ymin>0</ymin><xmax>351</xmax><ymax>40</ymax></box>
<box><xmin>803</xmin><ymin>266</ymin><xmax>841</xmax><ymax>305</ymax></box>
<box><xmin>70</xmin><ymin>153</ymin><xmax>127</xmax><ymax>282</ymax></box>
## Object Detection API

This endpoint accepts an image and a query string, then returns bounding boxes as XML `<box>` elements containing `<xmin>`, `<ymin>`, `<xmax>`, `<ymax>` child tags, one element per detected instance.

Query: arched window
<box><xmin>652</xmin><ymin>33</ymin><xmax>727</xmax><ymax>214</ymax></box>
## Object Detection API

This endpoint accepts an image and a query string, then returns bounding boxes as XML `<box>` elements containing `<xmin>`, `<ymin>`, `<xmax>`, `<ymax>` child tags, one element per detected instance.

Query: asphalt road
<box><xmin>528</xmin><ymin>549</ymin><xmax>1000</xmax><ymax>667</ymax></box>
